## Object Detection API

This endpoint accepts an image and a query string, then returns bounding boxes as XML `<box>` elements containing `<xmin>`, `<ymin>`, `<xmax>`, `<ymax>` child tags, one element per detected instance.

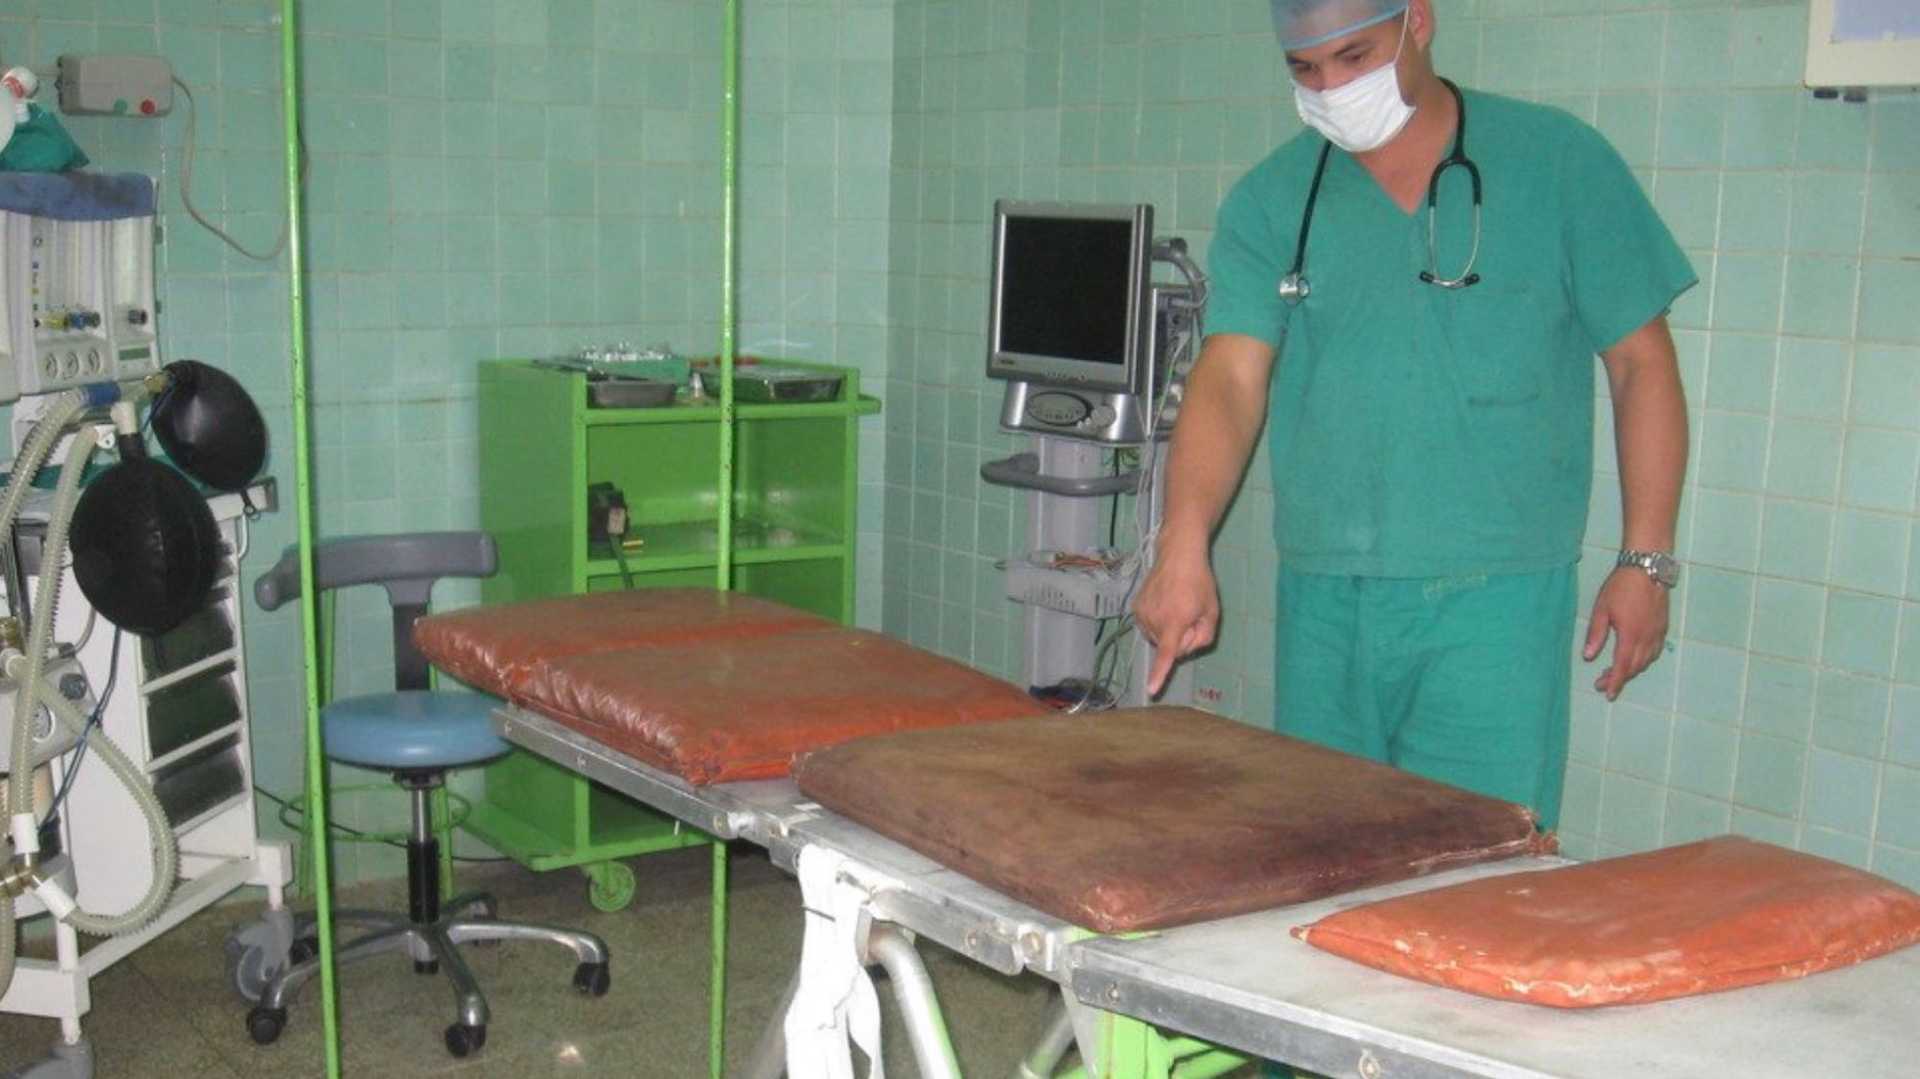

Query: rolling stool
<box><xmin>240</xmin><ymin>532</ymin><xmax>610</xmax><ymax>1058</ymax></box>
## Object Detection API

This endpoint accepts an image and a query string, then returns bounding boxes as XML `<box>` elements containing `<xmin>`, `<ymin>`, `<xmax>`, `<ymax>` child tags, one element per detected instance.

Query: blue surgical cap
<box><xmin>1271</xmin><ymin>0</ymin><xmax>1409</xmax><ymax>49</ymax></box>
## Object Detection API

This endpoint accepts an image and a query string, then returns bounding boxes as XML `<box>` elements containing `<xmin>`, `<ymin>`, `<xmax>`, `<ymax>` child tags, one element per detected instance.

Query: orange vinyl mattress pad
<box><xmin>411</xmin><ymin>589</ymin><xmax>1041</xmax><ymax>785</ymax></box>
<box><xmin>417</xmin><ymin>591</ymin><xmax>1548</xmax><ymax>930</ymax></box>
<box><xmin>1295</xmin><ymin>835</ymin><xmax>1920</xmax><ymax>1007</ymax></box>
<box><xmin>426</xmin><ymin>592</ymin><xmax>1920</xmax><ymax>1003</ymax></box>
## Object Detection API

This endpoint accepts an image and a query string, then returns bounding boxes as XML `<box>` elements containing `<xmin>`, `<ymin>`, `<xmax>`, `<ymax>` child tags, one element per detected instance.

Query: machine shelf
<box><xmin>138</xmin><ymin>647</ymin><xmax>241</xmax><ymax>697</ymax></box>
<box><xmin>143</xmin><ymin>723</ymin><xmax>245</xmax><ymax>774</ymax></box>
<box><xmin>167</xmin><ymin>789</ymin><xmax>251</xmax><ymax>838</ymax></box>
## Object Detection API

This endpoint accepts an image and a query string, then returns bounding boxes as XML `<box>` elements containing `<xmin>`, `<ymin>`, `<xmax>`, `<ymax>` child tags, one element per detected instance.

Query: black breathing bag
<box><xmin>70</xmin><ymin>361</ymin><xmax>268</xmax><ymax>636</ymax></box>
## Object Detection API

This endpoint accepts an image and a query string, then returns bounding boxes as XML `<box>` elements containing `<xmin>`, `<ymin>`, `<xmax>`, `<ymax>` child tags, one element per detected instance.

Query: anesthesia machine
<box><xmin>0</xmin><ymin>170</ymin><xmax>284</xmax><ymax>1079</ymax></box>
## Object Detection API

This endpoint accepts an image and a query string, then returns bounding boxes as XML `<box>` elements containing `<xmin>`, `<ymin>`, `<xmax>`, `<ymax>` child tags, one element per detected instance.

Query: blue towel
<box><xmin>0</xmin><ymin>171</ymin><xmax>155</xmax><ymax>220</ymax></box>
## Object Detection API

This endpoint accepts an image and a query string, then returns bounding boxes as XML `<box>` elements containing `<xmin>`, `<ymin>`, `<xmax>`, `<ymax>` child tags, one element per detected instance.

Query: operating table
<box><xmin>416</xmin><ymin>590</ymin><xmax>1920</xmax><ymax>1078</ymax></box>
<box><xmin>493</xmin><ymin>705</ymin><xmax>1918</xmax><ymax>1079</ymax></box>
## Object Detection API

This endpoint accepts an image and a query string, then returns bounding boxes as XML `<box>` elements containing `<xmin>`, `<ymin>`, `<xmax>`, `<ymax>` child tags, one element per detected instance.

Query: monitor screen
<box><xmin>988</xmin><ymin>202</ymin><xmax>1152</xmax><ymax>393</ymax></box>
<box><xmin>998</xmin><ymin>216</ymin><xmax>1135</xmax><ymax>366</ymax></box>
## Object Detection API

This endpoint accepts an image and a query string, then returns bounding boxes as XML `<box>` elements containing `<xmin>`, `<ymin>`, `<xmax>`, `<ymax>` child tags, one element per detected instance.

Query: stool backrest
<box><xmin>255</xmin><ymin>532</ymin><xmax>498</xmax><ymax>692</ymax></box>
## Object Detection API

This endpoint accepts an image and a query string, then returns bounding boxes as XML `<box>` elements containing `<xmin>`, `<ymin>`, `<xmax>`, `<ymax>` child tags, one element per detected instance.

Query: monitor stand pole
<box><xmin>993</xmin><ymin>433</ymin><xmax>1192</xmax><ymax>710</ymax></box>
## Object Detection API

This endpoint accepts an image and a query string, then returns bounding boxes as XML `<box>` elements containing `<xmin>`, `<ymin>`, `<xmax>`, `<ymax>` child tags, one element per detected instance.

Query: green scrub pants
<box><xmin>1274</xmin><ymin>565</ymin><xmax>1576</xmax><ymax>830</ymax></box>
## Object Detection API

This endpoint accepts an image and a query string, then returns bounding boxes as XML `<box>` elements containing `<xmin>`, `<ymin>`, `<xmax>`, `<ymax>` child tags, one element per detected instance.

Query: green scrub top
<box><xmin>1208</xmin><ymin>89</ymin><xmax>1696</xmax><ymax>578</ymax></box>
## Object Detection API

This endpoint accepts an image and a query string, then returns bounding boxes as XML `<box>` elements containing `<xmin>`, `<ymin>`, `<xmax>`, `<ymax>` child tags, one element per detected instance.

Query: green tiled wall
<box><xmin>6</xmin><ymin>0</ymin><xmax>1919</xmax><ymax>888</ymax></box>
<box><xmin>736</xmin><ymin>0</ymin><xmax>895</xmax><ymax>626</ymax></box>
<box><xmin>0</xmin><ymin>0</ymin><xmax>889</xmax><ymax>882</ymax></box>
<box><xmin>881</xmin><ymin>0</ymin><xmax>1920</xmax><ymax>881</ymax></box>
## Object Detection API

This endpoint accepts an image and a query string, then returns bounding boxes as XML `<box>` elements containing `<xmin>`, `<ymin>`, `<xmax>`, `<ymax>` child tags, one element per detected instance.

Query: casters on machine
<box><xmin>223</xmin><ymin>908</ymin><xmax>297</xmax><ymax>1004</ymax></box>
<box><xmin>245</xmin><ymin>1006</ymin><xmax>288</xmax><ymax>1046</ymax></box>
<box><xmin>444</xmin><ymin>1023</ymin><xmax>488</xmax><ymax>1058</ymax></box>
<box><xmin>572</xmin><ymin>960</ymin><xmax>611</xmax><ymax>997</ymax></box>
<box><xmin>2</xmin><ymin>1037</ymin><xmax>96</xmax><ymax>1079</ymax></box>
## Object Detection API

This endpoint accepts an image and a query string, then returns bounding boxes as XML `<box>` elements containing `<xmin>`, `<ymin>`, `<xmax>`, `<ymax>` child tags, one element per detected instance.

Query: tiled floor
<box><xmin>0</xmin><ymin>845</ymin><xmax>1060</xmax><ymax>1077</ymax></box>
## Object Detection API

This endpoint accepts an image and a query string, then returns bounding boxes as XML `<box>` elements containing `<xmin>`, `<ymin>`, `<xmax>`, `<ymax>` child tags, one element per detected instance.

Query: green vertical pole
<box><xmin>718</xmin><ymin>0</ymin><xmax>739</xmax><ymax>584</ymax></box>
<box><xmin>279</xmin><ymin>2</ymin><xmax>342</xmax><ymax>1075</ymax></box>
<box><xmin>712</xmin><ymin>3</ymin><xmax>742</xmax><ymax>1076</ymax></box>
<box><xmin>710</xmin><ymin>837</ymin><xmax>729</xmax><ymax>1077</ymax></box>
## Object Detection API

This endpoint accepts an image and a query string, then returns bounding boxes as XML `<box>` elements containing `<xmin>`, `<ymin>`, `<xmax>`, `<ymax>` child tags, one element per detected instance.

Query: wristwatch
<box><xmin>1617</xmin><ymin>549</ymin><xmax>1679</xmax><ymax>589</ymax></box>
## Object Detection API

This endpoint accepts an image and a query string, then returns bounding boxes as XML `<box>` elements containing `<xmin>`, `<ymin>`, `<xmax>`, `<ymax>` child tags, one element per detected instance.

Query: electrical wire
<box><xmin>140</xmin><ymin>380</ymin><xmax>174</xmax><ymax>436</ymax></box>
<box><xmin>1119</xmin><ymin>244</ymin><xmax>1210</xmax><ymax>610</ymax></box>
<box><xmin>252</xmin><ymin>784</ymin><xmax>510</xmax><ymax>864</ymax></box>
<box><xmin>45</xmin><ymin>626</ymin><xmax>122</xmax><ymax>822</ymax></box>
<box><xmin>171</xmin><ymin>76</ymin><xmax>301</xmax><ymax>263</ymax></box>
<box><xmin>1066</xmin><ymin>616</ymin><xmax>1135</xmax><ymax>714</ymax></box>
<box><xmin>1059</xmin><ymin>243</ymin><xmax>1206</xmax><ymax>709</ymax></box>
<box><xmin>47</xmin><ymin>395</ymin><xmax>172</xmax><ymax>813</ymax></box>
<box><xmin>1048</xmin><ymin>240</ymin><xmax>1213</xmax><ymax>711</ymax></box>
<box><xmin>611</xmin><ymin>540</ymin><xmax>636</xmax><ymax>590</ymax></box>
<box><xmin>234</xmin><ymin>506</ymin><xmax>253</xmax><ymax>561</ymax></box>
<box><xmin>71</xmin><ymin>602</ymin><xmax>97</xmax><ymax>655</ymax></box>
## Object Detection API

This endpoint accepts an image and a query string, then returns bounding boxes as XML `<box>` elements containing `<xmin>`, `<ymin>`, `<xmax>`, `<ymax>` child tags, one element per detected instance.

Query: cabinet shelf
<box><xmin>469</xmin><ymin>358</ymin><xmax>878</xmax><ymax>904</ymax></box>
<box><xmin>586</xmin><ymin>547</ymin><xmax>846</xmax><ymax>576</ymax></box>
<box><xmin>581</xmin><ymin>397</ymin><xmax>880</xmax><ymax>425</ymax></box>
<box><xmin>586</xmin><ymin>517</ymin><xmax>844</xmax><ymax>574</ymax></box>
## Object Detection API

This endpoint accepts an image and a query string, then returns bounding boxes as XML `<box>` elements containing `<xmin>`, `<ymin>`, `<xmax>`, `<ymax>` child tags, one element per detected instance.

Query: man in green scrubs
<box><xmin>1135</xmin><ymin>0</ymin><xmax>1694</xmax><ymax>831</ymax></box>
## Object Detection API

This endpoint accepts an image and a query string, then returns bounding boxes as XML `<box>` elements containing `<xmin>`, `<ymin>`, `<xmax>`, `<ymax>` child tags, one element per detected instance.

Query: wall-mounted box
<box><xmin>56</xmin><ymin>54</ymin><xmax>175</xmax><ymax>117</ymax></box>
<box><xmin>1807</xmin><ymin>0</ymin><xmax>1920</xmax><ymax>91</ymax></box>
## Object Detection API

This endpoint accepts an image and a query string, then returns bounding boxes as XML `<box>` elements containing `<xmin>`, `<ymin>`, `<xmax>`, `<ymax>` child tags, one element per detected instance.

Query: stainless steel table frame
<box><xmin>496</xmin><ymin>707</ymin><xmax>1920</xmax><ymax>1079</ymax></box>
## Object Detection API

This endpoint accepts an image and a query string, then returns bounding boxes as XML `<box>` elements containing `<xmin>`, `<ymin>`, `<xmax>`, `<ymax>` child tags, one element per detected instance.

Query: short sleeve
<box><xmin>1205</xmin><ymin>169</ymin><xmax>1290</xmax><ymax>347</ymax></box>
<box><xmin>1558</xmin><ymin>122</ymin><xmax>1696</xmax><ymax>354</ymax></box>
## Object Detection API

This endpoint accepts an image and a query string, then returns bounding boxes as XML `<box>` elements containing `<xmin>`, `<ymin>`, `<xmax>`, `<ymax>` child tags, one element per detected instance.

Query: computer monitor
<box><xmin>987</xmin><ymin>201</ymin><xmax>1153</xmax><ymax>396</ymax></box>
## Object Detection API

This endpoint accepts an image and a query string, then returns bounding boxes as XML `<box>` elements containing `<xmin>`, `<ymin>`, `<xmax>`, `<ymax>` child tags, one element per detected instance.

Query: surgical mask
<box><xmin>1291</xmin><ymin>16</ymin><xmax>1413</xmax><ymax>153</ymax></box>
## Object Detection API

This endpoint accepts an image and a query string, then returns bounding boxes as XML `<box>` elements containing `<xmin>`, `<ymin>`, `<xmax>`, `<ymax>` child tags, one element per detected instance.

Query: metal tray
<box><xmin>715</xmin><ymin>366</ymin><xmax>844</xmax><ymax>403</ymax></box>
<box><xmin>588</xmin><ymin>378</ymin><xmax>678</xmax><ymax>408</ymax></box>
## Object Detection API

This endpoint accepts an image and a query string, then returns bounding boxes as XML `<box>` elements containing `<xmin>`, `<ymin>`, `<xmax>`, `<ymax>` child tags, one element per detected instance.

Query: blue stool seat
<box><xmin>322</xmin><ymin>691</ymin><xmax>510</xmax><ymax>772</ymax></box>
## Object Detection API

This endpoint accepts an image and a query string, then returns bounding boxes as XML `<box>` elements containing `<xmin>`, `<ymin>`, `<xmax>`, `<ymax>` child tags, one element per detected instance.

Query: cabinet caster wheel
<box><xmin>247</xmin><ymin>1006</ymin><xmax>288</xmax><ymax>1045</ymax></box>
<box><xmin>415</xmin><ymin>959</ymin><xmax>440</xmax><ymax>975</ymax></box>
<box><xmin>584</xmin><ymin>860</ymin><xmax>636</xmax><ymax>912</ymax></box>
<box><xmin>445</xmin><ymin>1022</ymin><xmax>487</xmax><ymax>1058</ymax></box>
<box><xmin>572</xmin><ymin>960</ymin><xmax>611</xmax><ymax>997</ymax></box>
<box><xmin>288</xmin><ymin>937</ymin><xmax>319</xmax><ymax>965</ymax></box>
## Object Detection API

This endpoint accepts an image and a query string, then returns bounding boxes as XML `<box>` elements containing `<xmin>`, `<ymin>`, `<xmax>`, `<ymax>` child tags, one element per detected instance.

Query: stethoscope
<box><xmin>1278</xmin><ymin>78</ymin><xmax>1482</xmax><ymax>305</ymax></box>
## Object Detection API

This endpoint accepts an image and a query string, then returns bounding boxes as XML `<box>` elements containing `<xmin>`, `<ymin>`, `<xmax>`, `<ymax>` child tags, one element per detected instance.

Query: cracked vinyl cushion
<box><xmin>795</xmin><ymin>707</ymin><xmax>1551</xmax><ymax>933</ymax></box>
<box><xmin>514</xmin><ymin>627</ymin><xmax>1043</xmax><ymax>785</ymax></box>
<box><xmin>415</xmin><ymin>588</ymin><xmax>1042</xmax><ymax>785</ymax></box>
<box><xmin>414</xmin><ymin>588</ymin><xmax>830</xmax><ymax>700</ymax></box>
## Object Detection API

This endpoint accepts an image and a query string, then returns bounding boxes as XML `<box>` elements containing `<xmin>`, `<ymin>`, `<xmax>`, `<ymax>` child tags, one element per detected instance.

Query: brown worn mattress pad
<box><xmin>412</xmin><ymin>591</ymin><xmax>1039</xmax><ymax>785</ymax></box>
<box><xmin>793</xmin><ymin>707</ymin><xmax>1551</xmax><ymax>933</ymax></box>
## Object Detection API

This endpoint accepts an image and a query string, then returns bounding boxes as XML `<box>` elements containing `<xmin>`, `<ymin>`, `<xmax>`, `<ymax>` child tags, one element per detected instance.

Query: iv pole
<box><xmin>277</xmin><ymin>2</ymin><xmax>343</xmax><ymax>1075</ymax></box>
<box><xmin>709</xmin><ymin>1</ymin><xmax>742</xmax><ymax>1074</ymax></box>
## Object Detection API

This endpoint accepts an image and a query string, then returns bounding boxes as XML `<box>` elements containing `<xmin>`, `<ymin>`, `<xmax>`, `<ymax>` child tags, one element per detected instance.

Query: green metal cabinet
<box><xmin>465</xmin><ymin>359</ymin><xmax>880</xmax><ymax>909</ymax></box>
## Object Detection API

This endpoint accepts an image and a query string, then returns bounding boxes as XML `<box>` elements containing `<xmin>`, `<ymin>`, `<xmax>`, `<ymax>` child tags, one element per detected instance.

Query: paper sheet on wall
<box><xmin>1833</xmin><ymin>0</ymin><xmax>1920</xmax><ymax>43</ymax></box>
